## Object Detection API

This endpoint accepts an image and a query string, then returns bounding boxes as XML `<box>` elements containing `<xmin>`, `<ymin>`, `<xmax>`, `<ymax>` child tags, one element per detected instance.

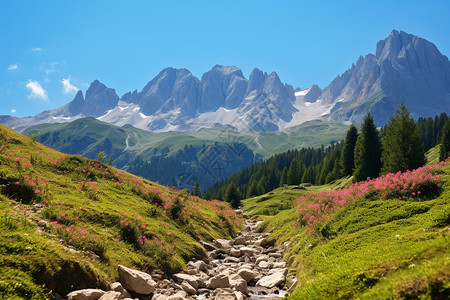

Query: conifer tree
<box><xmin>280</xmin><ymin>166</ymin><xmax>288</xmax><ymax>186</ymax></box>
<box><xmin>97</xmin><ymin>151</ymin><xmax>106</xmax><ymax>162</ymax></box>
<box><xmin>353</xmin><ymin>113</ymin><xmax>382</xmax><ymax>182</ymax></box>
<box><xmin>192</xmin><ymin>182</ymin><xmax>202</xmax><ymax>197</ymax></box>
<box><xmin>326</xmin><ymin>159</ymin><xmax>341</xmax><ymax>183</ymax></box>
<box><xmin>246</xmin><ymin>180</ymin><xmax>257</xmax><ymax>198</ymax></box>
<box><xmin>381</xmin><ymin>103</ymin><xmax>425</xmax><ymax>173</ymax></box>
<box><xmin>287</xmin><ymin>158</ymin><xmax>301</xmax><ymax>185</ymax></box>
<box><xmin>224</xmin><ymin>182</ymin><xmax>240</xmax><ymax>208</ymax></box>
<box><xmin>302</xmin><ymin>166</ymin><xmax>313</xmax><ymax>184</ymax></box>
<box><xmin>340</xmin><ymin>125</ymin><xmax>358</xmax><ymax>176</ymax></box>
<box><xmin>440</xmin><ymin>118</ymin><xmax>450</xmax><ymax>161</ymax></box>
<box><xmin>256</xmin><ymin>179</ymin><xmax>265</xmax><ymax>195</ymax></box>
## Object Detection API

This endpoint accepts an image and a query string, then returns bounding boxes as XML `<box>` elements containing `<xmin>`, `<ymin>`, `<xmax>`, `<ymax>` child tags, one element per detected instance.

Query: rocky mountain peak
<box><xmin>375</xmin><ymin>29</ymin><xmax>440</xmax><ymax>62</ymax></box>
<box><xmin>73</xmin><ymin>80</ymin><xmax>119</xmax><ymax>117</ymax></box>
<box><xmin>68</xmin><ymin>90</ymin><xmax>84</xmax><ymax>115</ymax></box>
<box><xmin>199</xmin><ymin>65</ymin><xmax>248</xmax><ymax>112</ymax></box>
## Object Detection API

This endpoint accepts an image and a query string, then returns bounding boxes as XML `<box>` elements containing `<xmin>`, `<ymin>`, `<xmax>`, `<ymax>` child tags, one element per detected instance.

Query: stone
<box><xmin>172</xmin><ymin>273</ymin><xmax>199</xmax><ymax>290</ymax></box>
<box><xmin>66</xmin><ymin>289</ymin><xmax>105</xmax><ymax>300</ymax></box>
<box><xmin>109</xmin><ymin>282</ymin><xmax>131</xmax><ymax>298</ymax></box>
<box><xmin>98</xmin><ymin>291</ymin><xmax>123</xmax><ymax>300</ymax></box>
<box><xmin>237</xmin><ymin>268</ymin><xmax>258</xmax><ymax>283</ymax></box>
<box><xmin>255</xmin><ymin>255</ymin><xmax>269</xmax><ymax>265</ymax></box>
<box><xmin>273</xmin><ymin>262</ymin><xmax>286</xmax><ymax>268</ymax></box>
<box><xmin>118</xmin><ymin>264</ymin><xmax>156</xmax><ymax>295</ymax></box>
<box><xmin>214</xmin><ymin>239</ymin><xmax>232</xmax><ymax>249</ymax></box>
<box><xmin>233</xmin><ymin>235</ymin><xmax>249</xmax><ymax>245</ymax></box>
<box><xmin>214</xmin><ymin>289</ymin><xmax>237</xmax><ymax>300</ymax></box>
<box><xmin>258</xmin><ymin>261</ymin><xmax>272</xmax><ymax>269</ymax></box>
<box><xmin>269</xmin><ymin>252</ymin><xmax>283</xmax><ymax>259</ymax></box>
<box><xmin>151</xmin><ymin>295</ymin><xmax>168</xmax><ymax>300</ymax></box>
<box><xmin>229</xmin><ymin>274</ymin><xmax>247</xmax><ymax>294</ymax></box>
<box><xmin>230</xmin><ymin>248</ymin><xmax>241</xmax><ymax>257</ymax></box>
<box><xmin>224</xmin><ymin>256</ymin><xmax>240</xmax><ymax>263</ymax></box>
<box><xmin>239</xmin><ymin>247</ymin><xmax>255</xmax><ymax>256</ymax></box>
<box><xmin>181</xmin><ymin>281</ymin><xmax>197</xmax><ymax>295</ymax></box>
<box><xmin>256</xmin><ymin>271</ymin><xmax>286</xmax><ymax>288</ymax></box>
<box><xmin>197</xmin><ymin>272</ymin><xmax>210</xmax><ymax>288</ymax></box>
<box><xmin>190</xmin><ymin>260</ymin><xmax>208</xmax><ymax>272</ymax></box>
<box><xmin>234</xmin><ymin>291</ymin><xmax>245</xmax><ymax>300</ymax></box>
<box><xmin>187</xmin><ymin>268</ymin><xmax>198</xmax><ymax>275</ymax></box>
<box><xmin>168</xmin><ymin>290</ymin><xmax>188</xmax><ymax>300</ymax></box>
<box><xmin>207</xmin><ymin>274</ymin><xmax>231</xmax><ymax>289</ymax></box>
<box><xmin>201</xmin><ymin>241</ymin><xmax>217</xmax><ymax>251</ymax></box>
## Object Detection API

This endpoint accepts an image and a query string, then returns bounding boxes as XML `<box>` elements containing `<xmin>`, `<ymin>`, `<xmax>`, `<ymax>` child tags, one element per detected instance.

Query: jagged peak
<box><xmin>74</xmin><ymin>90</ymin><xmax>84</xmax><ymax>100</ymax></box>
<box><xmin>85</xmin><ymin>80</ymin><xmax>116</xmax><ymax>100</ymax></box>
<box><xmin>205</xmin><ymin>65</ymin><xmax>245</xmax><ymax>78</ymax></box>
<box><xmin>375</xmin><ymin>29</ymin><xmax>434</xmax><ymax>60</ymax></box>
<box><xmin>158</xmin><ymin>67</ymin><xmax>193</xmax><ymax>76</ymax></box>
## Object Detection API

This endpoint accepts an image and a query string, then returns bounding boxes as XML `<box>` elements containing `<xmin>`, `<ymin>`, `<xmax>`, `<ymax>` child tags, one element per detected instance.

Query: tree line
<box><xmin>207</xmin><ymin>104</ymin><xmax>450</xmax><ymax>205</ymax></box>
<box><xmin>205</xmin><ymin>142</ymin><xmax>345</xmax><ymax>201</ymax></box>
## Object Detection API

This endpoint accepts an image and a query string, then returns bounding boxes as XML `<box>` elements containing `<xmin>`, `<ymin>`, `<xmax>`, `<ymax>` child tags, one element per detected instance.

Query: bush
<box><xmin>169</xmin><ymin>197</ymin><xmax>184</xmax><ymax>220</ymax></box>
<box><xmin>119</xmin><ymin>225</ymin><xmax>139</xmax><ymax>248</ymax></box>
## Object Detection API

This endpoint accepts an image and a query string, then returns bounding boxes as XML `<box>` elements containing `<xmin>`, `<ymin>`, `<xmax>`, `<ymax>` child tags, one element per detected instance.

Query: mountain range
<box><xmin>2</xmin><ymin>30</ymin><xmax>449</xmax><ymax>133</ymax></box>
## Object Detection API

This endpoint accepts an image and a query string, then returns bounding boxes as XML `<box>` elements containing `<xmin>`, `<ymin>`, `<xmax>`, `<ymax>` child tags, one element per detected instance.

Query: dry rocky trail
<box><xmin>64</xmin><ymin>217</ymin><xmax>294</xmax><ymax>300</ymax></box>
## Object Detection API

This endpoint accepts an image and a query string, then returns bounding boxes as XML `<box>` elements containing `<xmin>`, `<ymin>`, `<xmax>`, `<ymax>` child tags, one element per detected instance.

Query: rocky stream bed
<box><xmin>64</xmin><ymin>218</ymin><xmax>295</xmax><ymax>300</ymax></box>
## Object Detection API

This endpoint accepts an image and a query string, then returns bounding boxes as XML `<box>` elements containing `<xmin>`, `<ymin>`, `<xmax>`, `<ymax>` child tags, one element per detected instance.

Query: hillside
<box><xmin>243</xmin><ymin>156</ymin><xmax>450</xmax><ymax>298</ymax></box>
<box><xmin>0</xmin><ymin>123</ymin><xmax>242</xmax><ymax>299</ymax></box>
<box><xmin>23</xmin><ymin>117</ymin><xmax>348</xmax><ymax>191</ymax></box>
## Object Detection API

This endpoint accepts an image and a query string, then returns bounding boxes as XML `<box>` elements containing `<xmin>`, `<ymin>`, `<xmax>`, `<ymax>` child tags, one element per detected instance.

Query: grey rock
<box><xmin>181</xmin><ymin>281</ymin><xmax>197</xmax><ymax>295</ymax></box>
<box><xmin>167</xmin><ymin>290</ymin><xmax>188</xmax><ymax>300</ymax></box>
<box><xmin>256</xmin><ymin>271</ymin><xmax>286</xmax><ymax>288</ymax></box>
<box><xmin>118</xmin><ymin>264</ymin><xmax>156</xmax><ymax>295</ymax></box>
<box><xmin>66</xmin><ymin>289</ymin><xmax>105</xmax><ymax>300</ymax></box>
<box><xmin>237</xmin><ymin>269</ymin><xmax>258</xmax><ymax>283</ymax></box>
<box><xmin>172</xmin><ymin>273</ymin><xmax>199</xmax><ymax>290</ymax></box>
<box><xmin>109</xmin><ymin>282</ymin><xmax>131</xmax><ymax>298</ymax></box>
<box><xmin>98</xmin><ymin>291</ymin><xmax>123</xmax><ymax>300</ymax></box>
<box><xmin>207</xmin><ymin>274</ymin><xmax>231</xmax><ymax>289</ymax></box>
<box><xmin>229</xmin><ymin>274</ymin><xmax>247</xmax><ymax>294</ymax></box>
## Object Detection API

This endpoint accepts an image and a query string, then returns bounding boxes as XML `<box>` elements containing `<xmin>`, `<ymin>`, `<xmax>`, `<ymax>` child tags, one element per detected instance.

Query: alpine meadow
<box><xmin>1</xmin><ymin>1</ymin><xmax>450</xmax><ymax>299</ymax></box>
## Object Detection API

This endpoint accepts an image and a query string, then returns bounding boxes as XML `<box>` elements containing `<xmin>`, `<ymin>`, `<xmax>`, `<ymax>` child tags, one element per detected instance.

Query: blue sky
<box><xmin>1</xmin><ymin>0</ymin><xmax>450</xmax><ymax>117</ymax></box>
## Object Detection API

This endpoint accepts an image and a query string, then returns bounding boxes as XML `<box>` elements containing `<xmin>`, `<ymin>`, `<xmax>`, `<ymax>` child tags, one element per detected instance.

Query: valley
<box><xmin>1</xmin><ymin>6</ymin><xmax>450</xmax><ymax>298</ymax></box>
<box><xmin>1</xmin><ymin>123</ymin><xmax>449</xmax><ymax>299</ymax></box>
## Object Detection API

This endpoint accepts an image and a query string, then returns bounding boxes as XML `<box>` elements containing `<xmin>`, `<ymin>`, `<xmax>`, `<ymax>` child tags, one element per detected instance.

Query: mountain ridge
<box><xmin>1</xmin><ymin>30</ymin><xmax>449</xmax><ymax>132</ymax></box>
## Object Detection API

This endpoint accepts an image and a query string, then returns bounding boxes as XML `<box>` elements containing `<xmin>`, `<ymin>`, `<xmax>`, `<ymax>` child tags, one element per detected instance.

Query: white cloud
<box><xmin>7</xmin><ymin>64</ymin><xmax>18</xmax><ymax>71</ymax></box>
<box><xmin>61</xmin><ymin>77</ymin><xmax>78</xmax><ymax>94</ymax></box>
<box><xmin>26</xmin><ymin>80</ymin><xmax>48</xmax><ymax>101</ymax></box>
<box><xmin>11</xmin><ymin>109</ymin><xmax>16</xmax><ymax>114</ymax></box>
<box><xmin>32</xmin><ymin>47</ymin><xmax>42</xmax><ymax>52</ymax></box>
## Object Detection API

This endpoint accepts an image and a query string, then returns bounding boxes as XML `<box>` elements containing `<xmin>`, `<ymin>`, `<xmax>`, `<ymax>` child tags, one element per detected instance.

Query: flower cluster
<box><xmin>293</xmin><ymin>161</ymin><xmax>447</xmax><ymax>235</ymax></box>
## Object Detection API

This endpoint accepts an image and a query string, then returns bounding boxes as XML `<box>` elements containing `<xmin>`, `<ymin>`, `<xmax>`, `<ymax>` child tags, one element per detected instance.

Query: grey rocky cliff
<box><xmin>323</xmin><ymin>30</ymin><xmax>450</xmax><ymax>125</ymax></box>
<box><xmin>2</xmin><ymin>30</ymin><xmax>449</xmax><ymax>132</ymax></box>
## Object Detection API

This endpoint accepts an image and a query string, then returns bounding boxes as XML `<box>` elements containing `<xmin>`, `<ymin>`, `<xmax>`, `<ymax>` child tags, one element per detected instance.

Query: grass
<box><xmin>0</xmin><ymin>123</ymin><xmax>243</xmax><ymax>298</ymax></box>
<box><xmin>426</xmin><ymin>145</ymin><xmax>440</xmax><ymax>165</ymax></box>
<box><xmin>242</xmin><ymin>160</ymin><xmax>450</xmax><ymax>299</ymax></box>
<box><xmin>24</xmin><ymin>117</ymin><xmax>349</xmax><ymax>159</ymax></box>
<box><xmin>242</xmin><ymin>177</ymin><xmax>350</xmax><ymax>218</ymax></box>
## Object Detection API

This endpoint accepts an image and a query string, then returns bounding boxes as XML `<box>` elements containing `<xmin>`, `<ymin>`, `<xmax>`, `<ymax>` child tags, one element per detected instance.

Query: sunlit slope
<box><xmin>245</xmin><ymin>160</ymin><xmax>450</xmax><ymax>299</ymax></box>
<box><xmin>0</xmin><ymin>123</ymin><xmax>242</xmax><ymax>299</ymax></box>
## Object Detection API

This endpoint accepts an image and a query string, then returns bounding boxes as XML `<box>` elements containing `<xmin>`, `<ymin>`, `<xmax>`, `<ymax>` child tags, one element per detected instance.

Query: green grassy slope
<box><xmin>242</xmin><ymin>178</ymin><xmax>351</xmax><ymax>218</ymax></box>
<box><xmin>24</xmin><ymin>117</ymin><xmax>348</xmax><ymax>159</ymax></box>
<box><xmin>243</xmin><ymin>159</ymin><xmax>450</xmax><ymax>299</ymax></box>
<box><xmin>0</xmin><ymin>123</ymin><xmax>242</xmax><ymax>299</ymax></box>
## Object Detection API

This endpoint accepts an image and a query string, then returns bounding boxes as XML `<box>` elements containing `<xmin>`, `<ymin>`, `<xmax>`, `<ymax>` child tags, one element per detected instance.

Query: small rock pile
<box><xmin>65</xmin><ymin>219</ymin><xmax>290</xmax><ymax>300</ymax></box>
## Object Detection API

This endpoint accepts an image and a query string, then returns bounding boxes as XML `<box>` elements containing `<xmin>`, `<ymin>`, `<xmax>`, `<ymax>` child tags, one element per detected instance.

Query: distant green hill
<box><xmin>243</xmin><ymin>157</ymin><xmax>450</xmax><ymax>299</ymax></box>
<box><xmin>0</xmin><ymin>123</ymin><xmax>242</xmax><ymax>298</ymax></box>
<box><xmin>23</xmin><ymin>118</ymin><xmax>349</xmax><ymax>190</ymax></box>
